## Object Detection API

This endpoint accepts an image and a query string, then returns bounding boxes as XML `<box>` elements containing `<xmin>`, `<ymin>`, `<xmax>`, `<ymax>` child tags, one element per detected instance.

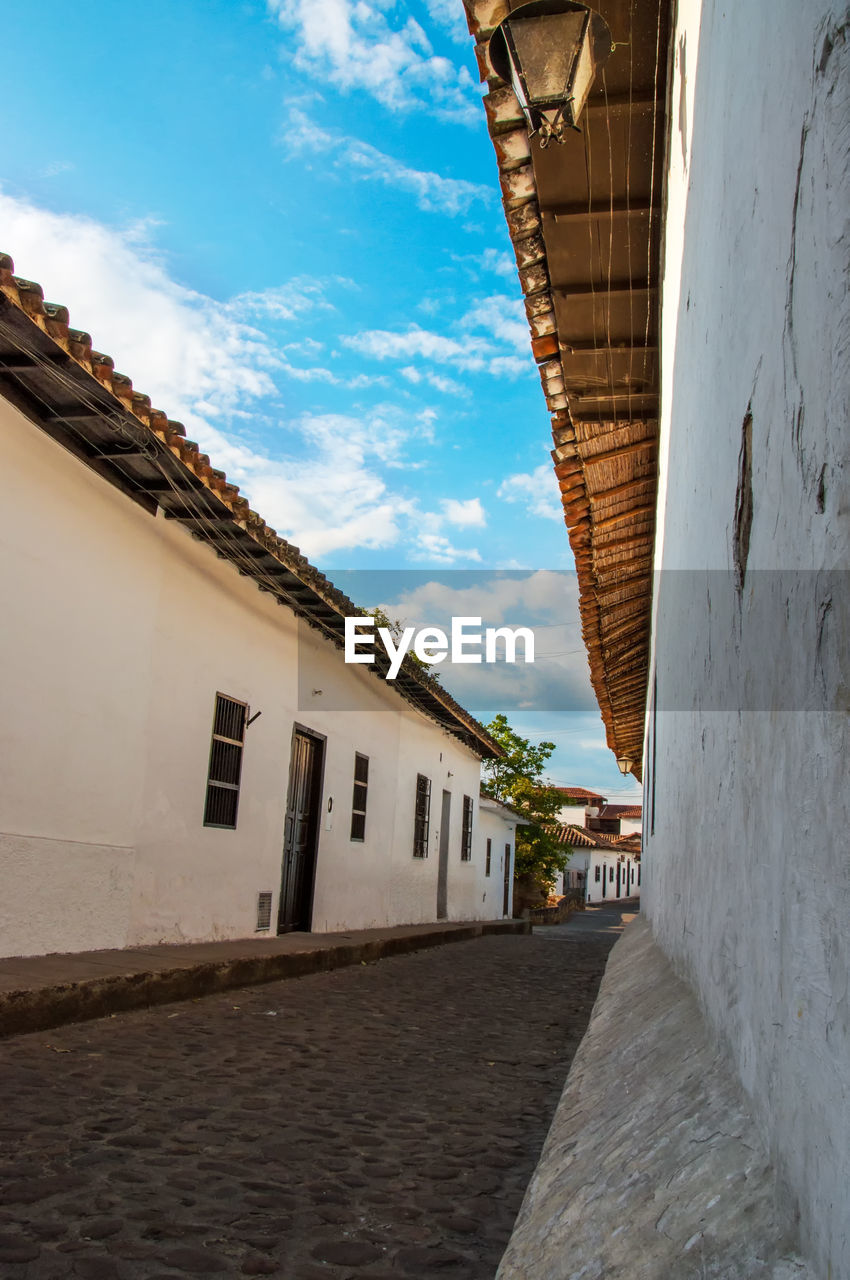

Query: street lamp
<box><xmin>616</xmin><ymin>755</ymin><xmax>635</xmax><ymax>775</ymax></box>
<box><xmin>489</xmin><ymin>0</ymin><xmax>614</xmax><ymax>146</ymax></box>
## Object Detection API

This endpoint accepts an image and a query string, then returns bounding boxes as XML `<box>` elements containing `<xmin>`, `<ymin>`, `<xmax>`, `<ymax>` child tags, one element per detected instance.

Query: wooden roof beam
<box><xmin>547</xmin><ymin>199</ymin><xmax>657</xmax><ymax>222</ymax></box>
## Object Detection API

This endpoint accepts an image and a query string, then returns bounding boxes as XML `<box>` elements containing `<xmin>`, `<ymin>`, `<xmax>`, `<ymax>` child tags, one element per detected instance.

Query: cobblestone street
<box><xmin>0</xmin><ymin>918</ymin><xmax>624</xmax><ymax>1279</ymax></box>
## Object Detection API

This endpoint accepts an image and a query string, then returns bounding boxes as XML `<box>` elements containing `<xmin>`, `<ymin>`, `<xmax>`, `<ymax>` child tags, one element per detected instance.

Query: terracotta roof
<box><xmin>599</xmin><ymin>803</ymin><xmax>642</xmax><ymax>820</ymax></box>
<box><xmin>610</xmin><ymin>833</ymin><xmax>642</xmax><ymax>853</ymax></box>
<box><xmin>0</xmin><ymin>252</ymin><xmax>502</xmax><ymax>760</ymax></box>
<box><xmin>548</xmin><ymin>823</ymin><xmax>608</xmax><ymax>849</ymax></box>
<box><xmin>548</xmin><ymin>823</ymin><xmax>641</xmax><ymax>855</ymax></box>
<box><xmin>463</xmin><ymin>0</ymin><xmax>672</xmax><ymax>780</ymax></box>
<box><xmin>555</xmin><ymin>786</ymin><xmax>607</xmax><ymax>802</ymax></box>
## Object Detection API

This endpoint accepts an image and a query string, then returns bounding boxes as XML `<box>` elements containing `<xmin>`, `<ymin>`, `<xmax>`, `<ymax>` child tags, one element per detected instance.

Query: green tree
<box><xmin>364</xmin><ymin>607</ymin><xmax>439</xmax><ymax>679</ymax></box>
<box><xmin>482</xmin><ymin>714</ymin><xmax>570</xmax><ymax>889</ymax></box>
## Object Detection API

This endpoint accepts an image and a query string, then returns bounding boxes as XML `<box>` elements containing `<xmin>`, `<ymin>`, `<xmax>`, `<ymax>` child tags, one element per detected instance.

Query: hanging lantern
<box><xmin>489</xmin><ymin>0</ymin><xmax>614</xmax><ymax>146</ymax></box>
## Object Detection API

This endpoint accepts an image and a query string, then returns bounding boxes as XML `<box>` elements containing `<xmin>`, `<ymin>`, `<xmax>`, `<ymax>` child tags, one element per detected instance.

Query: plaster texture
<box><xmin>496</xmin><ymin>918</ymin><xmax>813</xmax><ymax>1280</ymax></box>
<box><xmin>644</xmin><ymin>0</ymin><xmax>850</xmax><ymax>1273</ymax></box>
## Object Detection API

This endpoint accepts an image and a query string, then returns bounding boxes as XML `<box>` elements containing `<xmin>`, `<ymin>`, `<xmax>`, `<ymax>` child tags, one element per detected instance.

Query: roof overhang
<box><xmin>0</xmin><ymin>256</ymin><xmax>502</xmax><ymax>761</ymax></box>
<box><xmin>464</xmin><ymin>0</ymin><xmax>673</xmax><ymax>780</ymax></box>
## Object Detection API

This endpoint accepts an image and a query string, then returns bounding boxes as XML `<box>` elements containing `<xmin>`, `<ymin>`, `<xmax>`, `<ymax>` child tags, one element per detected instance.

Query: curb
<box><xmin>0</xmin><ymin>919</ymin><xmax>531</xmax><ymax>1040</ymax></box>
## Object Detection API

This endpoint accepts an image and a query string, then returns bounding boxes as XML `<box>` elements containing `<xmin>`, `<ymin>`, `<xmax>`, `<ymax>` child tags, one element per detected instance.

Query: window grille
<box><xmin>461</xmin><ymin>795</ymin><xmax>473</xmax><ymax>861</ymax></box>
<box><xmin>204</xmin><ymin>694</ymin><xmax>247</xmax><ymax>828</ymax></box>
<box><xmin>595</xmin><ymin>864</ymin><xmax>601</xmax><ymax>882</ymax></box>
<box><xmin>485</xmin><ymin>837</ymin><xmax>492</xmax><ymax>877</ymax></box>
<box><xmin>413</xmin><ymin>774</ymin><xmax>431</xmax><ymax>858</ymax></box>
<box><xmin>256</xmin><ymin>891</ymin><xmax>273</xmax><ymax>931</ymax></box>
<box><xmin>350</xmin><ymin>752</ymin><xmax>369</xmax><ymax>841</ymax></box>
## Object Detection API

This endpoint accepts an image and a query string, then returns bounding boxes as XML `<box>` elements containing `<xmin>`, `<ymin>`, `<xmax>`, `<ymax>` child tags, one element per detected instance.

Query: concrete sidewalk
<box><xmin>0</xmin><ymin>917</ymin><xmax>529</xmax><ymax>1039</ymax></box>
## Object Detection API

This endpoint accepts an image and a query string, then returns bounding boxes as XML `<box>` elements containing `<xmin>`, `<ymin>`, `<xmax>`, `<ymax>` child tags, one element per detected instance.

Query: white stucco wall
<box><xmin>645</xmin><ymin>2</ymin><xmax>849</xmax><ymax>1273</ymax></box>
<box><xmin>477</xmin><ymin>800</ymin><xmax>518</xmax><ymax>918</ymax></box>
<box><xmin>0</xmin><ymin>399</ymin><xmax>497</xmax><ymax>957</ymax></box>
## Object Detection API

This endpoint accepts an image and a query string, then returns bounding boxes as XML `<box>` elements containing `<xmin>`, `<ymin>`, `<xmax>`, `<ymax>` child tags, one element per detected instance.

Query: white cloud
<box><xmin>422</xmin><ymin>0</ymin><xmax>471</xmax><ymax>44</ymax></box>
<box><xmin>410</xmin><ymin>533</ymin><xmax>482</xmax><ymax>564</ymax></box>
<box><xmin>461</xmin><ymin>293</ymin><xmax>529</xmax><ymax>350</ymax></box>
<box><xmin>442</xmin><ymin>497</ymin><xmax>486</xmax><ymax>527</ymax></box>
<box><xmin>282</xmin><ymin>109</ymin><xmax>491</xmax><ymax>216</ymax></box>
<box><xmin>268</xmin><ymin>0</ymin><xmax>478</xmax><ymax>122</ymax></box>
<box><xmin>0</xmin><ymin>191</ymin><xmax>448</xmax><ymax>563</ymax></box>
<box><xmin>343</xmin><ymin>293</ymin><xmax>535</xmax><ymax>380</ymax></box>
<box><xmin>232</xmin><ymin>278</ymin><xmax>334</xmax><ymax>322</ymax></box>
<box><xmin>498</xmin><ymin>464</ymin><xmax>564</xmax><ymax>522</ymax></box>
<box><xmin>400</xmin><ymin>365</ymin><xmax>465</xmax><ymax>395</ymax></box>
<box><xmin>345</xmin><ymin>323</ymin><xmax>491</xmax><ymax>371</ymax></box>
<box><xmin>481</xmin><ymin>247</ymin><xmax>516</xmax><ymax>278</ymax></box>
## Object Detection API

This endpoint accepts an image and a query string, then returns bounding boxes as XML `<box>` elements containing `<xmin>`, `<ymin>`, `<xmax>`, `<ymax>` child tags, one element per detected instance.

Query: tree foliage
<box><xmin>364</xmin><ymin>607</ymin><xmax>439</xmax><ymax>678</ymax></box>
<box><xmin>482</xmin><ymin>714</ymin><xmax>570</xmax><ymax>888</ymax></box>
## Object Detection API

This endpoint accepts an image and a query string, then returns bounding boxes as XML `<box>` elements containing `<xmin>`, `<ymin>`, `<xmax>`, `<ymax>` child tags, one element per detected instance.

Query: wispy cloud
<box><xmin>400</xmin><ymin>365</ymin><xmax>466</xmax><ymax>396</ymax></box>
<box><xmin>411</xmin><ymin>533</ymin><xmax>483</xmax><ymax>564</ymax></box>
<box><xmin>0</xmin><ymin>191</ymin><xmax>470</xmax><ymax>564</ymax></box>
<box><xmin>498</xmin><ymin>464</ymin><xmax>565</xmax><ymax>522</ymax></box>
<box><xmin>343</xmin><ymin>293</ymin><xmax>534</xmax><ymax>380</ymax></box>
<box><xmin>442</xmin><ymin>497</ymin><xmax>486</xmax><ymax>527</ymax></box>
<box><xmin>282</xmin><ymin>109</ymin><xmax>491</xmax><ymax>216</ymax></box>
<box><xmin>268</xmin><ymin>0</ymin><xmax>479</xmax><ymax>122</ymax></box>
<box><xmin>422</xmin><ymin>0</ymin><xmax>472</xmax><ymax>44</ymax></box>
<box><xmin>345</xmin><ymin>324</ymin><xmax>492</xmax><ymax>372</ymax></box>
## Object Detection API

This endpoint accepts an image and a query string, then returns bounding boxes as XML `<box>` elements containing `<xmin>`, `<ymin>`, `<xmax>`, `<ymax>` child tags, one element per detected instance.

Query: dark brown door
<box><xmin>616</xmin><ymin>861</ymin><xmax>621</xmax><ymax>897</ymax></box>
<box><xmin>278</xmin><ymin>728</ymin><xmax>324</xmax><ymax>933</ymax></box>
<box><xmin>436</xmin><ymin>790</ymin><xmax>451</xmax><ymax>920</ymax></box>
<box><xmin>503</xmin><ymin>843</ymin><xmax>511</xmax><ymax>917</ymax></box>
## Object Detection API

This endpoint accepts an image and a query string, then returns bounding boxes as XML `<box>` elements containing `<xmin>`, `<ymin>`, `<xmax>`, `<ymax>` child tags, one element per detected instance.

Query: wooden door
<box><xmin>503</xmin><ymin>842</ymin><xmax>511</xmax><ymax>917</ymax></box>
<box><xmin>436</xmin><ymin>790</ymin><xmax>451</xmax><ymax>920</ymax></box>
<box><xmin>277</xmin><ymin>728</ymin><xmax>324</xmax><ymax>933</ymax></box>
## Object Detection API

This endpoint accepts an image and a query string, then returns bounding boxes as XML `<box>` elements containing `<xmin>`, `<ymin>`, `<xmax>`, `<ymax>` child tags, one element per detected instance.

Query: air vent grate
<box><xmin>256</xmin><ymin>891</ymin><xmax>273</xmax><ymax>931</ymax></box>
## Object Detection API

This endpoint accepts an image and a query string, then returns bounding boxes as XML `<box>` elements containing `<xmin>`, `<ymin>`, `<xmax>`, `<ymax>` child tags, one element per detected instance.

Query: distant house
<box><xmin>0</xmin><ymin>255</ymin><xmax>506</xmax><ymax>959</ymax></box>
<box><xmin>587</xmin><ymin>804</ymin><xmax>642</xmax><ymax>838</ymax></box>
<box><xmin>478</xmin><ymin>791</ymin><xmax>530</xmax><ymax>920</ymax></box>
<box><xmin>552</xmin><ymin>785</ymin><xmax>606</xmax><ymax>825</ymax></box>
<box><xmin>550</xmin><ymin>825</ymin><xmax>639</xmax><ymax>905</ymax></box>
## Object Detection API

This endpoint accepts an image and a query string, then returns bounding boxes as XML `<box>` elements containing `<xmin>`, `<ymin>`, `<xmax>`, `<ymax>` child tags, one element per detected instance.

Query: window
<box><xmin>594</xmin><ymin>864</ymin><xmax>601</xmax><ymax>883</ymax></box>
<box><xmin>609</xmin><ymin>865</ymin><xmax>615</xmax><ymax>882</ymax></box>
<box><xmin>204</xmin><ymin>694</ymin><xmax>247</xmax><ymax>828</ymax></box>
<box><xmin>485</xmin><ymin>838</ymin><xmax>492</xmax><ymax>877</ymax></box>
<box><xmin>413</xmin><ymin>774</ymin><xmax>431</xmax><ymax>858</ymax></box>
<box><xmin>461</xmin><ymin>795</ymin><xmax>473</xmax><ymax>861</ymax></box>
<box><xmin>350</xmin><ymin>753</ymin><xmax>369</xmax><ymax>841</ymax></box>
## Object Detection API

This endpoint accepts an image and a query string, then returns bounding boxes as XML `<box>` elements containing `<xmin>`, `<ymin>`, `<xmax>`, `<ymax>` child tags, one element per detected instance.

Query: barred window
<box><xmin>204</xmin><ymin>694</ymin><xmax>247</xmax><ymax>829</ymax></box>
<box><xmin>413</xmin><ymin>774</ymin><xmax>431</xmax><ymax>858</ymax></box>
<box><xmin>350</xmin><ymin>753</ymin><xmax>369</xmax><ymax>841</ymax></box>
<box><xmin>594</xmin><ymin>864</ymin><xmax>601</xmax><ymax>883</ymax></box>
<box><xmin>485</xmin><ymin>837</ymin><xmax>492</xmax><ymax>877</ymax></box>
<box><xmin>461</xmin><ymin>795</ymin><xmax>473</xmax><ymax>861</ymax></box>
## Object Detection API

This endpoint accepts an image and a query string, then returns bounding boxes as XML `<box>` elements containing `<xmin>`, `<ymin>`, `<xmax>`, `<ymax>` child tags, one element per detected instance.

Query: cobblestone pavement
<box><xmin>0</xmin><ymin>927</ymin><xmax>621</xmax><ymax>1280</ymax></box>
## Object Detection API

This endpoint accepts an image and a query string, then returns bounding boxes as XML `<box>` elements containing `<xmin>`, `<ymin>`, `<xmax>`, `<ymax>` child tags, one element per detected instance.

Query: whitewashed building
<box><xmin>0</xmin><ymin>257</ymin><xmax>514</xmax><ymax>960</ymax></box>
<box><xmin>464</xmin><ymin>0</ymin><xmax>849</xmax><ymax>1269</ymax></box>
<box><xmin>554</xmin><ymin>826</ymin><xmax>639</xmax><ymax>904</ymax></box>
<box><xmin>478</xmin><ymin>792</ymin><xmax>528</xmax><ymax>920</ymax></box>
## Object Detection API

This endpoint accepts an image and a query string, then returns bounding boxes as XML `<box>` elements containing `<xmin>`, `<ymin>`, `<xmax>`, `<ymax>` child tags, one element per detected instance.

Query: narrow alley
<box><xmin>0</xmin><ymin>909</ymin><xmax>631</xmax><ymax>1280</ymax></box>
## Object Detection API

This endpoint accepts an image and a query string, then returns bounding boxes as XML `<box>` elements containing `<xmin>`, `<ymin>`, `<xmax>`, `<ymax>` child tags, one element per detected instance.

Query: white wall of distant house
<box><xmin>644</xmin><ymin>0</ymin><xmax>849</xmax><ymax>1272</ymax></box>
<box><xmin>0</xmin><ymin>397</ymin><xmax>498</xmax><ymax>957</ymax></box>
<box><xmin>563</xmin><ymin>851</ymin><xmax>638</xmax><ymax>904</ymax></box>
<box><xmin>478</xmin><ymin>800</ymin><xmax>518</xmax><ymax>920</ymax></box>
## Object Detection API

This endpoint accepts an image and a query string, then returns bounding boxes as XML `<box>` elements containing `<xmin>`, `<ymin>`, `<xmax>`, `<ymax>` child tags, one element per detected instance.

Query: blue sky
<box><xmin>0</xmin><ymin>0</ymin><xmax>641</xmax><ymax>800</ymax></box>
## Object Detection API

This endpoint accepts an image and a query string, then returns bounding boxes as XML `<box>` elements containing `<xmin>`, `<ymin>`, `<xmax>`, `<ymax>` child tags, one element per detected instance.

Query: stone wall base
<box><xmin>496</xmin><ymin>917</ymin><xmax>814</xmax><ymax>1280</ymax></box>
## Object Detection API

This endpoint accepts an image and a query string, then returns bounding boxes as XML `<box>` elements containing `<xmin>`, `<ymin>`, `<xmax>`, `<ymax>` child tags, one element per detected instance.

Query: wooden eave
<box><xmin>464</xmin><ymin>0</ymin><xmax>672</xmax><ymax>780</ymax></box>
<box><xmin>0</xmin><ymin>257</ymin><xmax>501</xmax><ymax>760</ymax></box>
